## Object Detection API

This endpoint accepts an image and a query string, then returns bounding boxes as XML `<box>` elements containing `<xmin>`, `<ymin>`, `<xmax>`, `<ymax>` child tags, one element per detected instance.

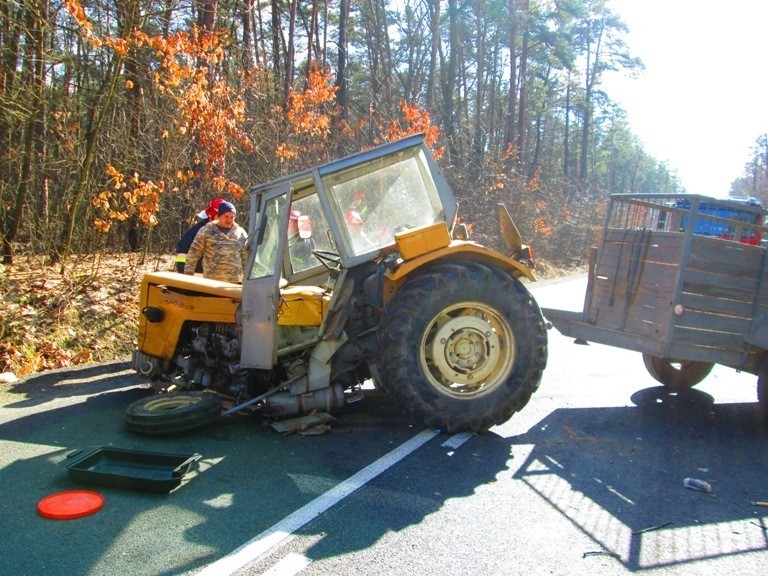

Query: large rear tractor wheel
<box><xmin>376</xmin><ymin>262</ymin><xmax>548</xmax><ymax>433</ymax></box>
<box><xmin>125</xmin><ymin>391</ymin><xmax>222</xmax><ymax>435</ymax></box>
<box><xmin>642</xmin><ymin>354</ymin><xmax>714</xmax><ymax>391</ymax></box>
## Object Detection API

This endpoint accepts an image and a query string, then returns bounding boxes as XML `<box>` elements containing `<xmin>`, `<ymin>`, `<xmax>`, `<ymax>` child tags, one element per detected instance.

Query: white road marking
<box><xmin>196</xmin><ymin>428</ymin><xmax>441</xmax><ymax>576</ymax></box>
<box><xmin>441</xmin><ymin>432</ymin><xmax>474</xmax><ymax>450</ymax></box>
<box><xmin>259</xmin><ymin>553</ymin><xmax>312</xmax><ymax>576</ymax></box>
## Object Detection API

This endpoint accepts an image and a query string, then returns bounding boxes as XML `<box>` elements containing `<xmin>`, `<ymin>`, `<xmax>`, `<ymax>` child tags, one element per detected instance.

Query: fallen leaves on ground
<box><xmin>0</xmin><ymin>252</ymin><xmax>175</xmax><ymax>379</ymax></box>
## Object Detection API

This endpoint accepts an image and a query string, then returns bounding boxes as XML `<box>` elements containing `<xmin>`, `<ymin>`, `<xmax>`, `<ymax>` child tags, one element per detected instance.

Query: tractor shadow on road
<box><xmin>2</xmin><ymin>360</ymin><xmax>139</xmax><ymax>407</ymax></box>
<box><xmin>508</xmin><ymin>386</ymin><xmax>768</xmax><ymax>571</ymax></box>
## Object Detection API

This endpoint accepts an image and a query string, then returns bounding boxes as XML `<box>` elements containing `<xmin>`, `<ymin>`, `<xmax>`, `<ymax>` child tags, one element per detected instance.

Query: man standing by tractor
<box><xmin>175</xmin><ymin>198</ymin><xmax>225</xmax><ymax>273</ymax></box>
<box><xmin>184</xmin><ymin>201</ymin><xmax>248</xmax><ymax>283</ymax></box>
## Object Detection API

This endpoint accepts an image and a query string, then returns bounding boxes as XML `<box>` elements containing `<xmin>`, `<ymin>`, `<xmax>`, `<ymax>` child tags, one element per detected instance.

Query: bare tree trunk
<box><xmin>118</xmin><ymin>0</ymin><xmax>143</xmax><ymax>252</ymax></box>
<box><xmin>487</xmin><ymin>42</ymin><xmax>500</xmax><ymax>154</ymax></box>
<box><xmin>54</xmin><ymin>55</ymin><xmax>124</xmax><ymax>271</ymax></box>
<box><xmin>360</xmin><ymin>0</ymin><xmax>393</xmax><ymax>124</ymax></box>
<box><xmin>529</xmin><ymin>65</ymin><xmax>553</xmax><ymax>178</ymax></box>
<box><xmin>471</xmin><ymin>0</ymin><xmax>486</xmax><ymax>172</ymax></box>
<box><xmin>271</xmin><ymin>0</ymin><xmax>282</xmax><ymax>87</ymax></box>
<box><xmin>320</xmin><ymin>0</ymin><xmax>328</xmax><ymax>66</ymax></box>
<box><xmin>241</xmin><ymin>0</ymin><xmax>254</xmax><ymax>69</ymax></box>
<box><xmin>197</xmin><ymin>0</ymin><xmax>218</xmax><ymax>35</ymax></box>
<box><xmin>283</xmin><ymin>0</ymin><xmax>297</xmax><ymax>105</ymax></box>
<box><xmin>504</xmin><ymin>0</ymin><xmax>518</xmax><ymax>171</ymax></box>
<box><xmin>253</xmin><ymin>0</ymin><xmax>264</xmax><ymax>65</ymax></box>
<box><xmin>306</xmin><ymin>0</ymin><xmax>314</xmax><ymax>67</ymax></box>
<box><xmin>441</xmin><ymin>0</ymin><xmax>458</xmax><ymax>161</ymax></box>
<box><xmin>3</xmin><ymin>0</ymin><xmax>47</xmax><ymax>265</ymax></box>
<box><xmin>515</xmin><ymin>0</ymin><xmax>529</xmax><ymax>169</ymax></box>
<box><xmin>425</xmin><ymin>0</ymin><xmax>440</xmax><ymax>108</ymax></box>
<box><xmin>336</xmin><ymin>0</ymin><xmax>349</xmax><ymax>122</ymax></box>
<box><xmin>563</xmin><ymin>74</ymin><xmax>571</xmax><ymax>180</ymax></box>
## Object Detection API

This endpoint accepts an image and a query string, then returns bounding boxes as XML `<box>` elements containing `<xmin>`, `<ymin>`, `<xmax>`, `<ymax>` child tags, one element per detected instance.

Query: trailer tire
<box><xmin>377</xmin><ymin>262</ymin><xmax>547</xmax><ymax>433</ymax></box>
<box><xmin>125</xmin><ymin>391</ymin><xmax>222</xmax><ymax>435</ymax></box>
<box><xmin>642</xmin><ymin>354</ymin><xmax>714</xmax><ymax>391</ymax></box>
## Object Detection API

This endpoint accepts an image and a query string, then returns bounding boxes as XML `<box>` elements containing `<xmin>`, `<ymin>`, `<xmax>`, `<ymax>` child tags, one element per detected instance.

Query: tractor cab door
<box><xmin>240</xmin><ymin>183</ymin><xmax>291</xmax><ymax>368</ymax></box>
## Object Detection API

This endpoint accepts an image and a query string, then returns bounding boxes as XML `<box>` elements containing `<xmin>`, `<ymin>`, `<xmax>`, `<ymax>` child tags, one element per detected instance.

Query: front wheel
<box><xmin>125</xmin><ymin>391</ymin><xmax>222</xmax><ymax>435</ymax></box>
<box><xmin>642</xmin><ymin>354</ymin><xmax>714</xmax><ymax>391</ymax></box>
<box><xmin>376</xmin><ymin>262</ymin><xmax>547</xmax><ymax>433</ymax></box>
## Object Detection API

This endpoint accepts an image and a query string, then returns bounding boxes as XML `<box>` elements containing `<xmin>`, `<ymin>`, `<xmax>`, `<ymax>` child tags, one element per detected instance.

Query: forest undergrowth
<box><xmin>0</xmin><ymin>252</ymin><xmax>577</xmax><ymax>382</ymax></box>
<box><xmin>0</xmin><ymin>252</ymin><xmax>175</xmax><ymax>381</ymax></box>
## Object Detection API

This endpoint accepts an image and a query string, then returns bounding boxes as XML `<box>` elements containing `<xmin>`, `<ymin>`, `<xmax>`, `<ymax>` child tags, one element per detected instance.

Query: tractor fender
<box><xmin>382</xmin><ymin>242</ymin><xmax>536</xmax><ymax>307</ymax></box>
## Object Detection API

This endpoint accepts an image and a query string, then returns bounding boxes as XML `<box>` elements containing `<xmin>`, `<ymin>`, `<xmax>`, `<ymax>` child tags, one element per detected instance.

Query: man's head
<box><xmin>217</xmin><ymin>201</ymin><xmax>236</xmax><ymax>227</ymax></box>
<box><xmin>199</xmin><ymin>197</ymin><xmax>225</xmax><ymax>220</ymax></box>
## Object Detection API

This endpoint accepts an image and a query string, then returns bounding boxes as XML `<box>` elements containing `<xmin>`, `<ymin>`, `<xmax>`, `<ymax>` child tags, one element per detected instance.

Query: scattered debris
<box><xmin>582</xmin><ymin>550</ymin><xmax>621</xmax><ymax>559</ymax></box>
<box><xmin>270</xmin><ymin>411</ymin><xmax>335</xmax><ymax>435</ymax></box>
<box><xmin>297</xmin><ymin>424</ymin><xmax>332</xmax><ymax>436</ymax></box>
<box><xmin>751</xmin><ymin>501</ymin><xmax>768</xmax><ymax>508</ymax></box>
<box><xmin>632</xmin><ymin>522</ymin><xmax>672</xmax><ymax>535</ymax></box>
<box><xmin>683</xmin><ymin>477</ymin><xmax>711</xmax><ymax>492</ymax></box>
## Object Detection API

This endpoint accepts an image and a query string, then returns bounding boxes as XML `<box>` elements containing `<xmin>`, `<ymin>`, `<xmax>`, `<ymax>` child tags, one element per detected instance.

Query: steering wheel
<box><xmin>311</xmin><ymin>249</ymin><xmax>342</xmax><ymax>272</ymax></box>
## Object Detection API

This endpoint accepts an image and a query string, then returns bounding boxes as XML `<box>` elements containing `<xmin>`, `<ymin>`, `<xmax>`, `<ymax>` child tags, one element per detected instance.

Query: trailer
<box><xmin>542</xmin><ymin>193</ymin><xmax>768</xmax><ymax>421</ymax></box>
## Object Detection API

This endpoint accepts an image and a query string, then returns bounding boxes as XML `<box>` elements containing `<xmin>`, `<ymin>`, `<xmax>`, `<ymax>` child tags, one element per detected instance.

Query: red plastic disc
<box><xmin>37</xmin><ymin>490</ymin><xmax>104</xmax><ymax>520</ymax></box>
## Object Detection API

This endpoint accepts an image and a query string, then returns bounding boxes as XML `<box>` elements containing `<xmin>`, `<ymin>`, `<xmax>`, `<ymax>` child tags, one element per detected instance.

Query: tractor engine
<box><xmin>172</xmin><ymin>321</ymin><xmax>346</xmax><ymax>417</ymax></box>
<box><xmin>174</xmin><ymin>322</ymin><xmax>249</xmax><ymax>399</ymax></box>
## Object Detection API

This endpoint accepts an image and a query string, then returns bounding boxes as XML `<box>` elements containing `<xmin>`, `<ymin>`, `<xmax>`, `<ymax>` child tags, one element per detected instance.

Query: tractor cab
<box><xmin>240</xmin><ymin>134</ymin><xmax>458</xmax><ymax>369</ymax></box>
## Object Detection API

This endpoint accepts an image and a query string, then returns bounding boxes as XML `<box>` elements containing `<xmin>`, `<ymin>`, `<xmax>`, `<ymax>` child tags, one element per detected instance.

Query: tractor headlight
<box><xmin>142</xmin><ymin>306</ymin><xmax>165</xmax><ymax>323</ymax></box>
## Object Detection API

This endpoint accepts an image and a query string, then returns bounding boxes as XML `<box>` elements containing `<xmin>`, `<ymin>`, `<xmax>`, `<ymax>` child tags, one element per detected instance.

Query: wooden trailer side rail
<box><xmin>543</xmin><ymin>194</ymin><xmax>768</xmax><ymax>375</ymax></box>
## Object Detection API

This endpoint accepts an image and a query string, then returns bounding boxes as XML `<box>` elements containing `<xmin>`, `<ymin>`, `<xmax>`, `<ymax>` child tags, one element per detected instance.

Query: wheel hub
<box><xmin>432</xmin><ymin>316</ymin><xmax>500</xmax><ymax>384</ymax></box>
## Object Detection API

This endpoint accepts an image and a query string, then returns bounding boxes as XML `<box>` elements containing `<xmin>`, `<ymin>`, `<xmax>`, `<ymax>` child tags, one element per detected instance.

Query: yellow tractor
<box><xmin>129</xmin><ymin>135</ymin><xmax>548</xmax><ymax>434</ymax></box>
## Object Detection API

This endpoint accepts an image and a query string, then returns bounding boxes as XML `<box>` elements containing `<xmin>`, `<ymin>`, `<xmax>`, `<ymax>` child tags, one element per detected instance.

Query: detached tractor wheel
<box><xmin>125</xmin><ymin>391</ymin><xmax>222</xmax><ymax>435</ymax></box>
<box><xmin>641</xmin><ymin>354</ymin><xmax>714</xmax><ymax>391</ymax></box>
<box><xmin>377</xmin><ymin>262</ymin><xmax>548</xmax><ymax>433</ymax></box>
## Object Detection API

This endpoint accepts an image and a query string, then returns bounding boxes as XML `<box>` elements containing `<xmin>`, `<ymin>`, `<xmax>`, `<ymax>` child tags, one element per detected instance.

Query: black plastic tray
<box><xmin>64</xmin><ymin>446</ymin><xmax>201</xmax><ymax>493</ymax></box>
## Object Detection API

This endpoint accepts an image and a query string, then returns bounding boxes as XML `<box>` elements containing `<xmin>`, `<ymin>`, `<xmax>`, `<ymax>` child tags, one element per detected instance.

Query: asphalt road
<box><xmin>1</xmin><ymin>275</ymin><xmax>767</xmax><ymax>576</ymax></box>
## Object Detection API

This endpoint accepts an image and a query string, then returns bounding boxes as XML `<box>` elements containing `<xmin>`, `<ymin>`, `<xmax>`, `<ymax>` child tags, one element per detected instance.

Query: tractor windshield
<box><xmin>249</xmin><ymin>194</ymin><xmax>285</xmax><ymax>280</ymax></box>
<box><xmin>321</xmin><ymin>145</ymin><xmax>444</xmax><ymax>258</ymax></box>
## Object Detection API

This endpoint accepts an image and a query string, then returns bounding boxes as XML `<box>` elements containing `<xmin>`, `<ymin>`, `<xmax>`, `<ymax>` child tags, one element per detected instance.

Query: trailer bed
<box><xmin>543</xmin><ymin>194</ymin><xmax>768</xmax><ymax>375</ymax></box>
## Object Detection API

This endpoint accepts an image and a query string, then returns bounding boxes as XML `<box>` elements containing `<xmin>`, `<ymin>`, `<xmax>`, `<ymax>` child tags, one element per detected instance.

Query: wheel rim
<box><xmin>420</xmin><ymin>301</ymin><xmax>516</xmax><ymax>399</ymax></box>
<box><xmin>142</xmin><ymin>395</ymin><xmax>205</xmax><ymax>413</ymax></box>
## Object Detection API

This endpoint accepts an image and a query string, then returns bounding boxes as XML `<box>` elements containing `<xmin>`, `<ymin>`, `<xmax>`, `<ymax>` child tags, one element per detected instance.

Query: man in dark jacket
<box><xmin>175</xmin><ymin>198</ymin><xmax>225</xmax><ymax>273</ymax></box>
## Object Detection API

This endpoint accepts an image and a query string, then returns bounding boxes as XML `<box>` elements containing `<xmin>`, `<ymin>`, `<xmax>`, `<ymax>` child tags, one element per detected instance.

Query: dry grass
<box><xmin>0</xmin><ymin>252</ymin><xmax>175</xmax><ymax>379</ymax></box>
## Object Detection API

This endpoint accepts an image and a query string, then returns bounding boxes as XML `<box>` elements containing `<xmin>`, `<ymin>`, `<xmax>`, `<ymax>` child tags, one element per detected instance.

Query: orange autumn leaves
<box><xmin>64</xmin><ymin>0</ymin><xmax>445</xmax><ymax>234</ymax></box>
<box><xmin>276</xmin><ymin>65</ymin><xmax>339</xmax><ymax>162</ymax></box>
<box><xmin>83</xmin><ymin>24</ymin><xmax>252</xmax><ymax>232</ymax></box>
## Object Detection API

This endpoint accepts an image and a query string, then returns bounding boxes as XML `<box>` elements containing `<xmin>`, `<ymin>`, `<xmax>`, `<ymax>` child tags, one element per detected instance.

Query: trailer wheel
<box><xmin>377</xmin><ymin>262</ymin><xmax>547</xmax><ymax>433</ymax></box>
<box><xmin>642</xmin><ymin>354</ymin><xmax>714</xmax><ymax>391</ymax></box>
<box><xmin>125</xmin><ymin>391</ymin><xmax>222</xmax><ymax>435</ymax></box>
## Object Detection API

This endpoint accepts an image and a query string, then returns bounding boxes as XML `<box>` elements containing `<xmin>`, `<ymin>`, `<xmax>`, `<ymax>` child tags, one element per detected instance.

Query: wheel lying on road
<box><xmin>376</xmin><ymin>262</ymin><xmax>548</xmax><ymax>433</ymax></box>
<box><xmin>125</xmin><ymin>391</ymin><xmax>222</xmax><ymax>435</ymax></box>
<box><xmin>641</xmin><ymin>354</ymin><xmax>714</xmax><ymax>391</ymax></box>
